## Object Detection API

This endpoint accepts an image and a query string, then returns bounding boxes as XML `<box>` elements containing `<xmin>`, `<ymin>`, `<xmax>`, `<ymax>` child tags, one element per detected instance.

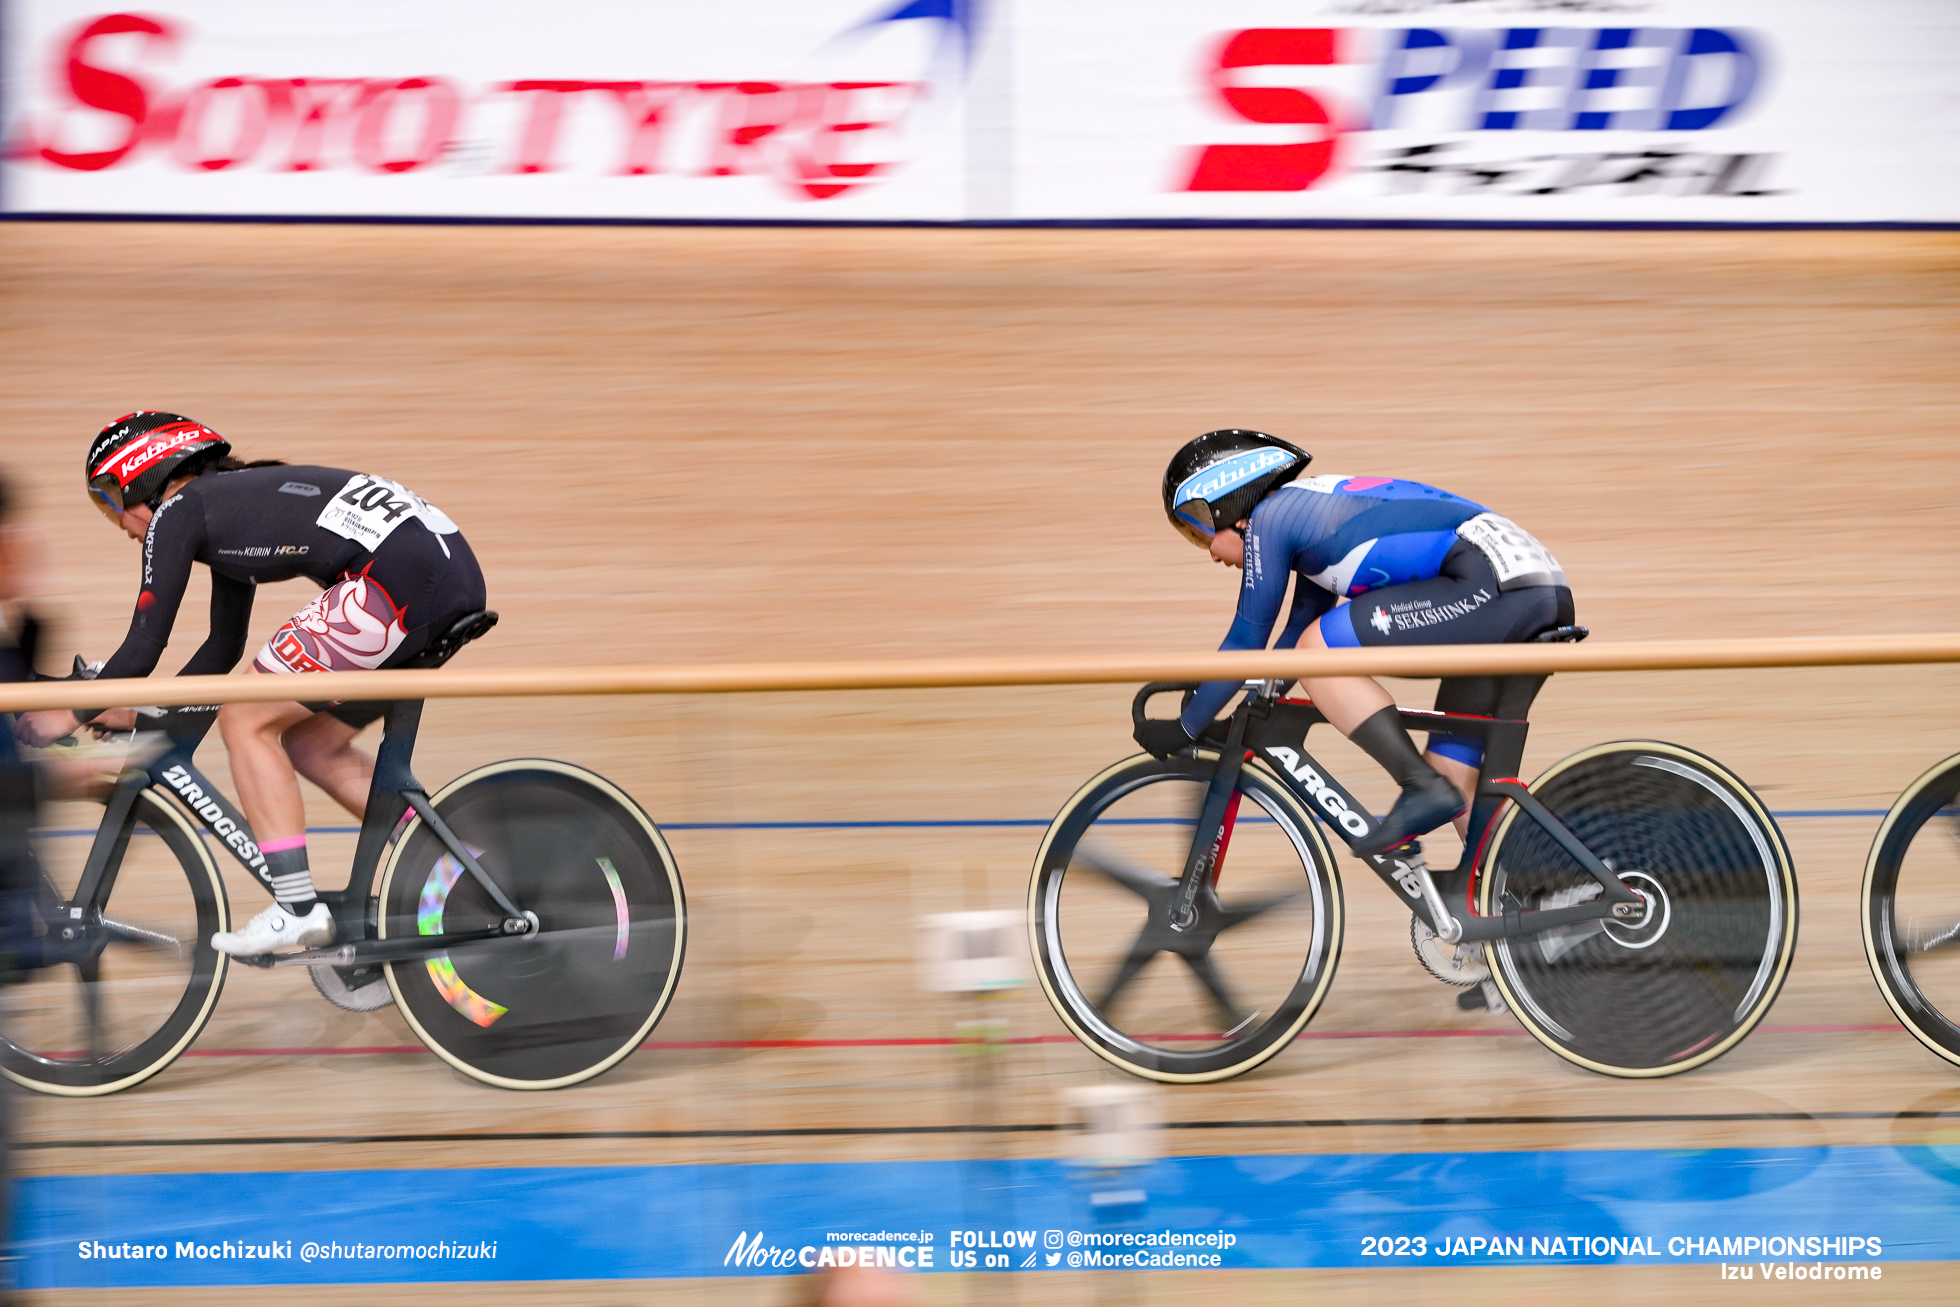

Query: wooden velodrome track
<box><xmin>1</xmin><ymin>222</ymin><xmax>1957</xmax><ymax>1304</ymax></box>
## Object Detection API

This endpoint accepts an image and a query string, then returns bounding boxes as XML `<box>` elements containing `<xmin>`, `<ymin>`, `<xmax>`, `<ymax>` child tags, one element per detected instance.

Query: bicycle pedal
<box><xmin>1455</xmin><ymin>986</ymin><xmax>1487</xmax><ymax>1012</ymax></box>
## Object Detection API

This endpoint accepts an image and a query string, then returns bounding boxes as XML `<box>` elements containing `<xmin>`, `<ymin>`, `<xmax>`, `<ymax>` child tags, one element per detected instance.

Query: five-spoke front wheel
<box><xmin>1029</xmin><ymin>751</ymin><xmax>1343</xmax><ymax>1083</ymax></box>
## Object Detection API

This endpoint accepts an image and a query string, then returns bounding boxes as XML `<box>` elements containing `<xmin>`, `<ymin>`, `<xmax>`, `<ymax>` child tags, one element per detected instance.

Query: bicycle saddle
<box><xmin>1530</xmin><ymin>624</ymin><xmax>1589</xmax><ymax>644</ymax></box>
<box><xmin>411</xmin><ymin>609</ymin><xmax>499</xmax><ymax>669</ymax></box>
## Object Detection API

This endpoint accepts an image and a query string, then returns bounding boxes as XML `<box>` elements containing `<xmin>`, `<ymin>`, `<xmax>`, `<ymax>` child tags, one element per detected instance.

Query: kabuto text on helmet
<box><xmin>1162</xmin><ymin>429</ymin><xmax>1310</xmax><ymax>547</ymax></box>
<box><xmin>86</xmin><ymin>412</ymin><xmax>230</xmax><ymax>512</ymax></box>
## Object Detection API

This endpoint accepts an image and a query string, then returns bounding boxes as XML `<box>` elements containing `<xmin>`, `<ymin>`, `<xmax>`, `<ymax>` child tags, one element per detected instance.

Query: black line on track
<box><xmin>24</xmin><ymin>1110</ymin><xmax>1960</xmax><ymax>1150</ymax></box>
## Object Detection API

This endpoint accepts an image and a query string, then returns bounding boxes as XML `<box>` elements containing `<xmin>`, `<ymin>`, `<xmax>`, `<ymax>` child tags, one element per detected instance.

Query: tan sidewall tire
<box><xmin>1027</xmin><ymin>749</ymin><xmax>1344</xmax><ymax>1085</ymax></box>
<box><xmin>1860</xmin><ymin>752</ymin><xmax>1960</xmax><ymax>1067</ymax></box>
<box><xmin>377</xmin><ymin>758</ymin><xmax>685</xmax><ymax>1090</ymax></box>
<box><xmin>3</xmin><ymin>788</ymin><xmax>231</xmax><ymax>1097</ymax></box>
<box><xmin>1476</xmin><ymin>740</ymin><xmax>1797</xmax><ymax>1078</ymax></box>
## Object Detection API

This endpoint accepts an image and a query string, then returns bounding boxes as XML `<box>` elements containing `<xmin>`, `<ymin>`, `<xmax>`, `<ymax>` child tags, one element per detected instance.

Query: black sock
<box><xmin>263</xmin><ymin>844</ymin><xmax>318</xmax><ymax>916</ymax></box>
<box><xmin>1347</xmin><ymin>705</ymin><xmax>1443</xmax><ymax>793</ymax></box>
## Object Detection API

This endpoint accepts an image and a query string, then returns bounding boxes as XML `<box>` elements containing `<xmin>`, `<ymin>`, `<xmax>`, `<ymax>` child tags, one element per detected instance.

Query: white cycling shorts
<box><xmin>252</xmin><ymin>573</ymin><xmax>408</xmax><ymax>676</ymax></box>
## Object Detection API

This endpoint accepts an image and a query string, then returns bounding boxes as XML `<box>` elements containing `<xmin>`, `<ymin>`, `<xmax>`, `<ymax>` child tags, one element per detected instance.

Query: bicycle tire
<box><xmin>1861</xmin><ymin>752</ymin><xmax>1960</xmax><ymax>1067</ymax></box>
<box><xmin>376</xmin><ymin>759</ymin><xmax>685</xmax><ymax>1090</ymax></box>
<box><xmin>2</xmin><ymin>788</ymin><xmax>229</xmax><ymax>1096</ymax></box>
<box><xmin>1029</xmin><ymin>750</ymin><xmax>1343</xmax><ymax>1084</ymax></box>
<box><xmin>1477</xmin><ymin>741</ymin><xmax>1797</xmax><ymax>1077</ymax></box>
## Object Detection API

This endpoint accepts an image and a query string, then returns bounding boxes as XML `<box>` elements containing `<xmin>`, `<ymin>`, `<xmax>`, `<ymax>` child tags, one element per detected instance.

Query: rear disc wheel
<box><xmin>378</xmin><ymin>760</ymin><xmax>684</xmax><ymax>1089</ymax></box>
<box><xmin>1478</xmin><ymin>741</ymin><xmax>1796</xmax><ymax>1076</ymax></box>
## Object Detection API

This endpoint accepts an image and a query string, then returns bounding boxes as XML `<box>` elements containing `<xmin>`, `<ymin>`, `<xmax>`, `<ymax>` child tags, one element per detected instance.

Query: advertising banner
<box><xmin>1007</xmin><ymin>0</ymin><xmax>1960</xmax><ymax>224</ymax></box>
<box><xmin>2</xmin><ymin>0</ymin><xmax>1956</xmax><ymax>223</ymax></box>
<box><xmin>0</xmin><ymin>0</ymin><xmax>983</xmax><ymax>219</ymax></box>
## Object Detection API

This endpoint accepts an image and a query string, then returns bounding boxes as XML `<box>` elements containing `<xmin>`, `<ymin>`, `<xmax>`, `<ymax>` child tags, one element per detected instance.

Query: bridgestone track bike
<box><xmin>1029</xmin><ymin>629</ymin><xmax>1799</xmax><ymax>1083</ymax></box>
<box><xmin>1860</xmin><ymin>752</ymin><xmax>1960</xmax><ymax>1069</ymax></box>
<box><xmin>0</xmin><ymin>612</ymin><xmax>687</xmax><ymax>1096</ymax></box>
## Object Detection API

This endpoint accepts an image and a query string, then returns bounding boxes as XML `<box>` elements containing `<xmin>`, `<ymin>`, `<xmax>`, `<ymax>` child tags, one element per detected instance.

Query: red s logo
<box><xmin>38</xmin><ymin>13</ymin><xmax>180</xmax><ymax>172</ymax></box>
<box><xmin>1184</xmin><ymin>29</ymin><xmax>1342</xmax><ymax>193</ymax></box>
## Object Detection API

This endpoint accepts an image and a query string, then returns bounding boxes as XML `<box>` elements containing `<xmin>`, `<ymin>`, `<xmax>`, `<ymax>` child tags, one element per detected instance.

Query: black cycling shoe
<box><xmin>1354</xmin><ymin>774</ymin><xmax>1466</xmax><ymax>856</ymax></box>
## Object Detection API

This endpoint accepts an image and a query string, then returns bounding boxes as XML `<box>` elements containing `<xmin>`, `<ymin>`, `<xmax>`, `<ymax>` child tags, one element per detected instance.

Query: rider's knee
<box><xmin>281</xmin><ymin>728</ymin><xmax>331</xmax><ymax>774</ymax></box>
<box><xmin>217</xmin><ymin>702</ymin><xmax>279</xmax><ymax>749</ymax></box>
<box><xmin>281</xmin><ymin>718</ymin><xmax>359</xmax><ymax>778</ymax></box>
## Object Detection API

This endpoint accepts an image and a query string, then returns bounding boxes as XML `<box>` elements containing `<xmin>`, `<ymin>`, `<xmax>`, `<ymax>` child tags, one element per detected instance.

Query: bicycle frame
<box><xmin>1138</xmin><ymin>682</ymin><xmax>1645</xmax><ymax>946</ymax></box>
<box><xmin>72</xmin><ymin>699</ymin><xmax>531</xmax><ymax>969</ymax></box>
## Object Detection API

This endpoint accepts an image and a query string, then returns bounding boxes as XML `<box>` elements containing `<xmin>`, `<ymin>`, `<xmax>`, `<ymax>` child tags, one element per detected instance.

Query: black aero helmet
<box><xmin>86</xmin><ymin>411</ymin><xmax>229</xmax><ymax>512</ymax></box>
<box><xmin>1162</xmin><ymin>429</ymin><xmax>1310</xmax><ymax>547</ymax></box>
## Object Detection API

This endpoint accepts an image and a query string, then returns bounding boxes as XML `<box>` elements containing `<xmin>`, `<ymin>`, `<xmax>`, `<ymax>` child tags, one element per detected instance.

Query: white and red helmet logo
<box><xmin>92</xmin><ymin>420</ymin><xmax>220</xmax><ymax>489</ymax></box>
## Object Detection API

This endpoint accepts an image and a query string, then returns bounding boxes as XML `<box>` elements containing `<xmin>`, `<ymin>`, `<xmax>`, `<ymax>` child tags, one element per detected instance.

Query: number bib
<box><xmin>316</xmin><ymin>474</ymin><xmax>458</xmax><ymax>551</ymax></box>
<box><xmin>1456</xmin><ymin>513</ymin><xmax>1567</xmax><ymax>591</ymax></box>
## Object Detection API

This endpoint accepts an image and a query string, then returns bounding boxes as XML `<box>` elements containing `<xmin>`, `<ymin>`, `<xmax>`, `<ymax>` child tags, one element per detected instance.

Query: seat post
<box><xmin>1493</xmin><ymin>674</ymin><xmax>1550</xmax><ymax>722</ymax></box>
<box><xmin>335</xmin><ymin>699</ymin><xmax>426</xmax><ymax>905</ymax></box>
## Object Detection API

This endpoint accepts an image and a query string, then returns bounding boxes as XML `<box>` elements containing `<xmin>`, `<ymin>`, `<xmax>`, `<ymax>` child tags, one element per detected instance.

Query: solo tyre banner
<box><xmin>2</xmin><ymin>0</ymin><xmax>1956</xmax><ymax>223</ymax></box>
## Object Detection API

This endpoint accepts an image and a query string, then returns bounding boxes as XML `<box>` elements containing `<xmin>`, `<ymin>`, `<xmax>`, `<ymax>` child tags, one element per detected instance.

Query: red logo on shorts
<box><xmin>254</xmin><ymin>575</ymin><xmax>407</xmax><ymax>675</ymax></box>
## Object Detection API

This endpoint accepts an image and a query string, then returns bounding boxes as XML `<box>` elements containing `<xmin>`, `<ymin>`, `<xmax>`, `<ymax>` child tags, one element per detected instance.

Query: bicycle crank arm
<box><xmin>245</xmin><ymin>926</ymin><xmax>515</xmax><ymax>969</ymax></box>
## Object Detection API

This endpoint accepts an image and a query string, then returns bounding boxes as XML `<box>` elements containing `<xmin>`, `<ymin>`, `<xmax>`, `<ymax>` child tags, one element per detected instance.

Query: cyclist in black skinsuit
<box><xmin>15</xmin><ymin>413</ymin><xmax>487</xmax><ymax>956</ymax></box>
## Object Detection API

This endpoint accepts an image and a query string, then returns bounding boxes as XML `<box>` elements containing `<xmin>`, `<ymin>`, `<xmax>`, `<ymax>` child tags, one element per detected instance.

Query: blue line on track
<box><xmin>20</xmin><ymin>1145</ymin><xmax>1955</xmax><ymax>1287</ymax></box>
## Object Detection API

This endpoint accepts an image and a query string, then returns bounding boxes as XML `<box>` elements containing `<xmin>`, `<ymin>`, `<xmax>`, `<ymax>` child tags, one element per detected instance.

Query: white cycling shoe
<box><xmin>212</xmin><ymin>902</ymin><xmax>335</xmax><ymax>957</ymax></box>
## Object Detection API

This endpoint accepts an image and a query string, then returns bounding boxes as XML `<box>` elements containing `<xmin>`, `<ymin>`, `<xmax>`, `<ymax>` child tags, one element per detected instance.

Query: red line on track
<box><xmin>171</xmin><ymin>1022</ymin><xmax>1901</xmax><ymax>1058</ymax></box>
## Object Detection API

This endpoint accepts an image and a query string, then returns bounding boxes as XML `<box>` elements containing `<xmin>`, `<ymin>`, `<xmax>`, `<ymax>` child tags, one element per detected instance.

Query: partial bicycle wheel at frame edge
<box><xmin>1029</xmin><ymin>749</ymin><xmax>1344</xmax><ymax>1084</ymax></box>
<box><xmin>377</xmin><ymin>759</ymin><xmax>686</xmax><ymax>1090</ymax></box>
<box><xmin>1862</xmin><ymin>752</ymin><xmax>1960</xmax><ymax>1067</ymax></box>
<box><xmin>1478</xmin><ymin>740</ymin><xmax>1797</xmax><ymax>1077</ymax></box>
<box><xmin>2</xmin><ymin>788</ymin><xmax>230</xmax><ymax>1096</ymax></box>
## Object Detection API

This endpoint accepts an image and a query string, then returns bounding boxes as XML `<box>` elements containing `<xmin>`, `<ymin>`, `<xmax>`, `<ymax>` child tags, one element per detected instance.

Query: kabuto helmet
<box><xmin>86</xmin><ymin>412</ymin><xmax>229</xmax><ymax>512</ymax></box>
<box><xmin>1162</xmin><ymin>429</ymin><xmax>1310</xmax><ymax>547</ymax></box>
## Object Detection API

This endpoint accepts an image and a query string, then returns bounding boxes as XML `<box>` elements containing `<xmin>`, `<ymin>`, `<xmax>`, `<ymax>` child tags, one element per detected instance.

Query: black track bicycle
<box><xmin>0</xmin><ymin>612</ymin><xmax>686</xmax><ymax>1096</ymax></box>
<box><xmin>1029</xmin><ymin>630</ymin><xmax>1798</xmax><ymax>1083</ymax></box>
<box><xmin>1861</xmin><ymin>752</ymin><xmax>1960</xmax><ymax>1069</ymax></box>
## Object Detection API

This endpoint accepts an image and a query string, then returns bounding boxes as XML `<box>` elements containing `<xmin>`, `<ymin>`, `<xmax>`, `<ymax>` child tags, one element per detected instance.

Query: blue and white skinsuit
<box><xmin>1178</xmin><ymin>474</ymin><xmax>1575</xmax><ymax>765</ymax></box>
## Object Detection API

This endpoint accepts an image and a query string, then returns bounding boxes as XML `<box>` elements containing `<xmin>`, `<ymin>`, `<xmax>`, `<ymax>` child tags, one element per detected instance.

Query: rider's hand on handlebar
<box><xmin>1134</xmin><ymin>717</ymin><xmax>1197</xmax><ymax>759</ymax></box>
<box><xmin>86</xmin><ymin>708</ymin><xmax>139</xmax><ymax>736</ymax></box>
<box><xmin>15</xmin><ymin>709</ymin><xmax>81</xmax><ymax>748</ymax></box>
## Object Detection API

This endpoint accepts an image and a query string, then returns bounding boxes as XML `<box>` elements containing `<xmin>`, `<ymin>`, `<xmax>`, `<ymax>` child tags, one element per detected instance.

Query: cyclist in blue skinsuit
<box><xmin>1135</xmin><ymin>429</ymin><xmax>1574</xmax><ymax>855</ymax></box>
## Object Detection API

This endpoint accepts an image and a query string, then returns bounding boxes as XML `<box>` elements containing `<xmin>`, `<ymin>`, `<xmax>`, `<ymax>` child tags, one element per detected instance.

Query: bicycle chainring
<box><xmin>1411</xmin><ymin>914</ymin><xmax>1489</xmax><ymax>987</ymax></box>
<box><xmin>310</xmin><ymin>963</ymin><xmax>393</xmax><ymax>1012</ymax></box>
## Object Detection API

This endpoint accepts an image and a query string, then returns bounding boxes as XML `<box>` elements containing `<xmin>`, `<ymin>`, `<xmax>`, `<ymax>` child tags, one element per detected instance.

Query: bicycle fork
<box><xmin>1170</xmin><ymin>711</ymin><xmax>1253</xmax><ymax>930</ymax></box>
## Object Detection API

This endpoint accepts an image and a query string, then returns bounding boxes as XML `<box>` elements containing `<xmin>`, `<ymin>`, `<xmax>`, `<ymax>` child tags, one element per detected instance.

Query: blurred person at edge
<box><xmin>13</xmin><ymin>413</ymin><xmax>488</xmax><ymax>960</ymax></box>
<box><xmin>1144</xmin><ymin>430</ymin><xmax>1576</xmax><ymax>856</ymax></box>
<box><xmin>0</xmin><ymin>468</ymin><xmax>52</xmax><ymax>1307</ymax></box>
<box><xmin>0</xmin><ymin>469</ymin><xmax>49</xmax><ymax>968</ymax></box>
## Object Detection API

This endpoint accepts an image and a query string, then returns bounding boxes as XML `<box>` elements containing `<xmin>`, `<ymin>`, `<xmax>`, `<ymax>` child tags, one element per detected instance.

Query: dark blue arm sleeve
<box><xmin>1276</xmin><ymin>581</ymin><xmax>1335</xmax><ymax>650</ymax></box>
<box><xmin>1178</xmin><ymin>534</ymin><xmax>1299</xmax><ymax>735</ymax></box>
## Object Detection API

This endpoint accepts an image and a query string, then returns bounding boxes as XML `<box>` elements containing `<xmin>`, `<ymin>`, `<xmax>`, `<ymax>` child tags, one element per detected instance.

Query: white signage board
<box><xmin>1</xmin><ymin>0</ymin><xmax>978</xmax><ymax>219</ymax></box>
<box><xmin>1006</xmin><ymin>0</ymin><xmax>1960</xmax><ymax>223</ymax></box>
<box><xmin>3</xmin><ymin>1</ymin><xmax>1955</xmax><ymax>223</ymax></box>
